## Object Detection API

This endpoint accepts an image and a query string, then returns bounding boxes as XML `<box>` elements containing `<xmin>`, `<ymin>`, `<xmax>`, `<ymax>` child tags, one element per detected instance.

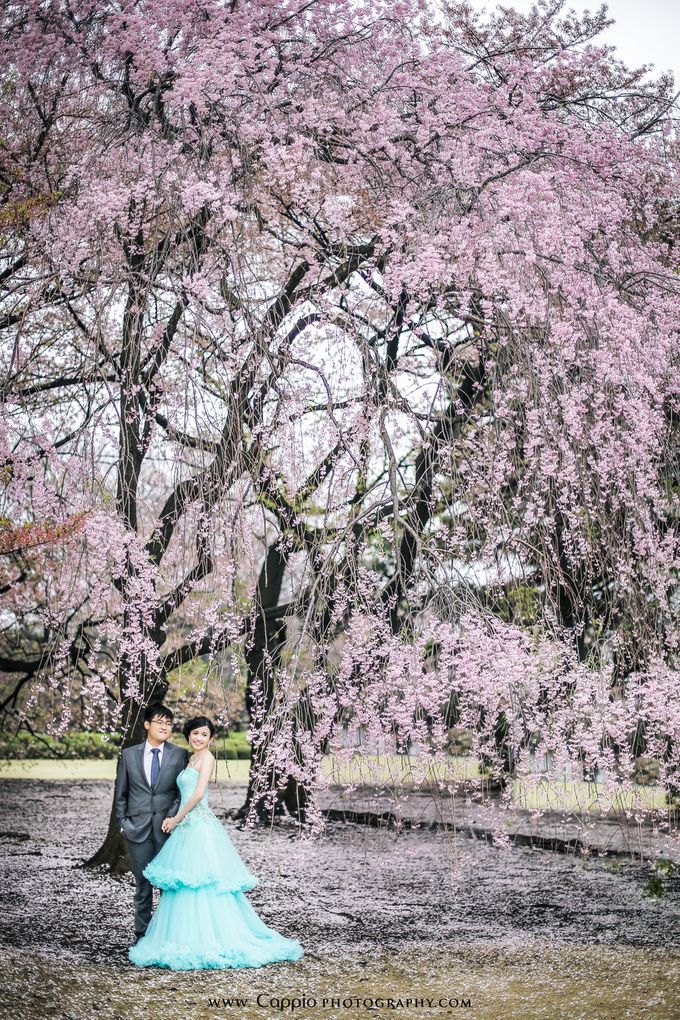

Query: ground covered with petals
<box><xmin>1</xmin><ymin>780</ymin><xmax>680</xmax><ymax>1019</ymax></box>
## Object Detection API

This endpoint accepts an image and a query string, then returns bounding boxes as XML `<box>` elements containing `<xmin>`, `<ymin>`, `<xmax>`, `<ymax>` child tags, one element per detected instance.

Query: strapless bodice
<box><xmin>176</xmin><ymin>767</ymin><xmax>209</xmax><ymax>809</ymax></box>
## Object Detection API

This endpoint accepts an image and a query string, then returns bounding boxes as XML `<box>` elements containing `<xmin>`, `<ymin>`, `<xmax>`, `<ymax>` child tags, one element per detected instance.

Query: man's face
<box><xmin>145</xmin><ymin>714</ymin><xmax>172</xmax><ymax>744</ymax></box>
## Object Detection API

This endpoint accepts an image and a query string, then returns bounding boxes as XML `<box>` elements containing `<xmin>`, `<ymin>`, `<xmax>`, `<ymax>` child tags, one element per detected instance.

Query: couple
<box><xmin>115</xmin><ymin>703</ymin><xmax>304</xmax><ymax>970</ymax></box>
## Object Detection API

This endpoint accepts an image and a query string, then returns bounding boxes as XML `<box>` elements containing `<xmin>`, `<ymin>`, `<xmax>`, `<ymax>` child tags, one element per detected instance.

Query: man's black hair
<box><xmin>144</xmin><ymin>703</ymin><xmax>173</xmax><ymax>724</ymax></box>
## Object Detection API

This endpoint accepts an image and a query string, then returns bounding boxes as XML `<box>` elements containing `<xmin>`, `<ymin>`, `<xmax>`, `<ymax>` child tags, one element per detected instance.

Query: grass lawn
<box><xmin>0</xmin><ymin>757</ymin><xmax>251</xmax><ymax>783</ymax></box>
<box><xmin>0</xmin><ymin>753</ymin><xmax>670</xmax><ymax>813</ymax></box>
<box><xmin>320</xmin><ymin>751</ymin><xmax>482</xmax><ymax>786</ymax></box>
<box><xmin>511</xmin><ymin>776</ymin><xmax>668</xmax><ymax>813</ymax></box>
<box><xmin>0</xmin><ymin>753</ymin><xmax>477</xmax><ymax>785</ymax></box>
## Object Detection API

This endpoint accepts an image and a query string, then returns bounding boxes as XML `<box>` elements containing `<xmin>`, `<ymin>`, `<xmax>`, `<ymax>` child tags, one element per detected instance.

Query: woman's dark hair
<box><xmin>144</xmin><ymin>702</ymin><xmax>173</xmax><ymax>723</ymax></box>
<box><xmin>182</xmin><ymin>715</ymin><xmax>216</xmax><ymax>742</ymax></box>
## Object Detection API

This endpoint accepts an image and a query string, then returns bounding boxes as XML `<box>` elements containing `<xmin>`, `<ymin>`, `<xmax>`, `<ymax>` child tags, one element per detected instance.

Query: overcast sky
<box><xmin>473</xmin><ymin>0</ymin><xmax>680</xmax><ymax>84</ymax></box>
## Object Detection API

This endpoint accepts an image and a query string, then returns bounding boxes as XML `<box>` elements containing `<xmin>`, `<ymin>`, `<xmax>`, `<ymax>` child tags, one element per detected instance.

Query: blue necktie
<box><xmin>150</xmin><ymin>747</ymin><xmax>160</xmax><ymax>787</ymax></box>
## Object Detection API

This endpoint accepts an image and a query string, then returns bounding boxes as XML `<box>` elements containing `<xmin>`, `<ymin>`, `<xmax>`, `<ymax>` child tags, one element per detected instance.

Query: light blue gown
<box><xmin>128</xmin><ymin>767</ymin><xmax>304</xmax><ymax>970</ymax></box>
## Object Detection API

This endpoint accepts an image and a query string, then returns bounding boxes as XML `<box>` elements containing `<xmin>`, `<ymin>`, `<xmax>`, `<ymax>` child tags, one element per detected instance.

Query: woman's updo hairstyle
<box><xmin>182</xmin><ymin>715</ymin><xmax>216</xmax><ymax>742</ymax></box>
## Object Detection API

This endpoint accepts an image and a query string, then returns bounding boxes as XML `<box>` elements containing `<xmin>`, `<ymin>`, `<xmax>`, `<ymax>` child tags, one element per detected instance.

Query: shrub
<box><xmin>0</xmin><ymin>730</ymin><xmax>251</xmax><ymax>760</ymax></box>
<box><xmin>0</xmin><ymin>731</ymin><xmax>121</xmax><ymax>759</ymax></box>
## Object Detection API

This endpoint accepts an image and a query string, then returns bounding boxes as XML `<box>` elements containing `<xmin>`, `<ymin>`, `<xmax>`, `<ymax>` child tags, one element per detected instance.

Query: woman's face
<box><xmin>188</xmin><ymin>725</ymin><xmax>213</xmax><ymax>752</ymax></box>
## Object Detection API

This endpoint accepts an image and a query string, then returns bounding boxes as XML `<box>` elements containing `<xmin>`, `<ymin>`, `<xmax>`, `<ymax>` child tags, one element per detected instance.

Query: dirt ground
<box><xmin>1</xmin><ymin>778</ymin><xmax>679</xmax><ymax>1020</ymax></box>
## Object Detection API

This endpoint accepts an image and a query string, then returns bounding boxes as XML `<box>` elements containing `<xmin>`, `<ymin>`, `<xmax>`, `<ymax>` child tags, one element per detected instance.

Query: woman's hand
<box><xmin>161</xmin><ymin>816</ymin><xmax>177</xmax><ymax>834</ymax></box>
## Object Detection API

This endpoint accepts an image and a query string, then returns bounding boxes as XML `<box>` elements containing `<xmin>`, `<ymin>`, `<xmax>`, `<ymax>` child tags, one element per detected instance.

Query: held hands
<box><xmin>161</xmin><ymin>816</ymin><xmax>178</xmax><ymax>834</ymax></box>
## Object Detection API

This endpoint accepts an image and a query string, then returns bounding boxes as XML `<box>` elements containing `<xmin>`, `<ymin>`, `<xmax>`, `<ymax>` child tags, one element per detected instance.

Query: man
<box><xmin>114</xmin><ymin>703</ymin><xmax>186</xmax><ymax>943</ymax></box>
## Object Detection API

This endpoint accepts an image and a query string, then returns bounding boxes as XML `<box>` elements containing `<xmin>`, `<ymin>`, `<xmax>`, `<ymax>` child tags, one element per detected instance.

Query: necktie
<box><xmin>150</xmin><ymin>747</ymin><xmax>160</xmax><ymax>787</ymax></box>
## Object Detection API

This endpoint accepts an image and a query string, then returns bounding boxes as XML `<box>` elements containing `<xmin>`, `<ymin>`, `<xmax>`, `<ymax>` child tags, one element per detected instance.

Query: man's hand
<box><xmin>161</xmin><ymin>816</ymin><xmax>177</xmax><ymax>834</ymax></box>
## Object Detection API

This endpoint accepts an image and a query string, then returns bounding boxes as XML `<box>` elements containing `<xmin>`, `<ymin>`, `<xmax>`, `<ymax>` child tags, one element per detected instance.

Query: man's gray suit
<box><xmin>114</xmin><ymin>740</ymin><xmax>185</xmax><ymax>935</ymax></box>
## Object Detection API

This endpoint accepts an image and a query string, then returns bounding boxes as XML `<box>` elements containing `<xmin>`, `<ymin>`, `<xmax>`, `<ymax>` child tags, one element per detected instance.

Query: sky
<box><xmin>473</xmin><ymin>0</ymin><xmax>680</xmax><ymax>85</ymax></box>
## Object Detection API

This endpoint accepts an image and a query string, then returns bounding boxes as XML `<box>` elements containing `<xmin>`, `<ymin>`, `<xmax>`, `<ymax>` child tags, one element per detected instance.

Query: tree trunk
<box><xmin>477</xmin><ymin>710</ymin><xmax>513</xmax><ymax>789</ymax></box>
<box><xmin>84</xmin><ymin>796</ymin><xmax>132</xmax><ymax>875</ymax></box>
<box><xmin>235</xmin><ymin>536</ymin><xmax>314</xmax><ymax>824</ymax></box>
<box><xmin>83</xmin><ymin>678</ymin><xmax>168</xmax><ymax>872</ymax></box>
<box><xmin>235</xmin><ymin>613</ymin><xmax>312</xmax><ymax>824</ymax></box>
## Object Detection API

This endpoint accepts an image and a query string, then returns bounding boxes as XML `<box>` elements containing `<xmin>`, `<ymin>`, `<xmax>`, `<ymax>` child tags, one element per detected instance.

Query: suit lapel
<box><xmin>137</xmin><ymin>742</ymin><xmax>152</xmax><ymax>790</ymax></box>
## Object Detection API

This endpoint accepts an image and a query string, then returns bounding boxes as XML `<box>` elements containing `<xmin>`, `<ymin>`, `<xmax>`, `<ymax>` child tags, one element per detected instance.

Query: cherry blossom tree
<box><xmin>0</xmin><ymin>0</ymin><xmax>678</xmax><ymax>868</ymax></box>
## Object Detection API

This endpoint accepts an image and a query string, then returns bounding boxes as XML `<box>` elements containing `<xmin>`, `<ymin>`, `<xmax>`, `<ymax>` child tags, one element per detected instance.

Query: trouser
<box><xmin>125</xmin><ymin>829</ymin><xmax>165</xmax><ymax>935</ymax></box>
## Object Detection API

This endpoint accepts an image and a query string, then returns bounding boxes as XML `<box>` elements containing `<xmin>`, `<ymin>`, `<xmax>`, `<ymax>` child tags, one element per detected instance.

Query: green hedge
<box><xmin>0</xmin><ymin>731</ymin><xmax>120</xmax><ymax>759</ymax></box>
<box><xmin>0</xmin><ymin>730</ymin><xmax>251</xmax><ymax>760</ymax></box>
<box><xmin>216</xmin><ymin>732</ymin><xmax>251</xmax><ymax>760</ymax></box>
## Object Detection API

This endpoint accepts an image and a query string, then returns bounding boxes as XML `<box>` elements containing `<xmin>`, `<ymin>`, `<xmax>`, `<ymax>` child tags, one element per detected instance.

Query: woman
<box><xmin>128</xmin><ymin>715</ymin><xmax>304</xmax><ymax>970</ymax></box>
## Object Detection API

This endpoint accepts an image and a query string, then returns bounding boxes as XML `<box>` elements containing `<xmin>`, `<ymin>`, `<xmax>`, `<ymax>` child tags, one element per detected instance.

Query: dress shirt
<box><xmin>143</xmin><ymin>739</ymin><xmax>165</xmax><ymax>786</ymax></box>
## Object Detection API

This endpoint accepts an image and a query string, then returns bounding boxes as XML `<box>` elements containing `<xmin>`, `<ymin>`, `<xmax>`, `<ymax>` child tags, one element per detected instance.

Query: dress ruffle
<box><xmin>144</xmin><ymin>861</ymin><xmax>259</xmax><ymax>895</ymax></box>
<box><xmin>142</xmin><ymin>803</ymin><xmax>259</xmax><ymax>894</ymax></box>
<box><xmin>129</xmin><ymin>943</ymin><xmax>303</xmax><ymax>970</ymax></box>
<box><xmin>128</xmin><ymin>887</ymin><xmax>304</xmax><ymax>969</ymax></box>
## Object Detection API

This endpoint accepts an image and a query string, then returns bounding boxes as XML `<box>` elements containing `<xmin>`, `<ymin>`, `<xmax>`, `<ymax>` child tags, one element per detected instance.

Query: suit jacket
<box><xmin>114</xmin><ymin>740</ymin><xmax>185</xmax><ymax>844</ymax></box>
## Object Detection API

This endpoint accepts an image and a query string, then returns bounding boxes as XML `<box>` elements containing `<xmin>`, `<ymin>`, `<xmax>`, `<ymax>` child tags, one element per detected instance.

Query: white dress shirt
<box><xmin>143</xmin><ymin>739</ymin><xmax>165</xmax><ymax>785</ymax></box>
